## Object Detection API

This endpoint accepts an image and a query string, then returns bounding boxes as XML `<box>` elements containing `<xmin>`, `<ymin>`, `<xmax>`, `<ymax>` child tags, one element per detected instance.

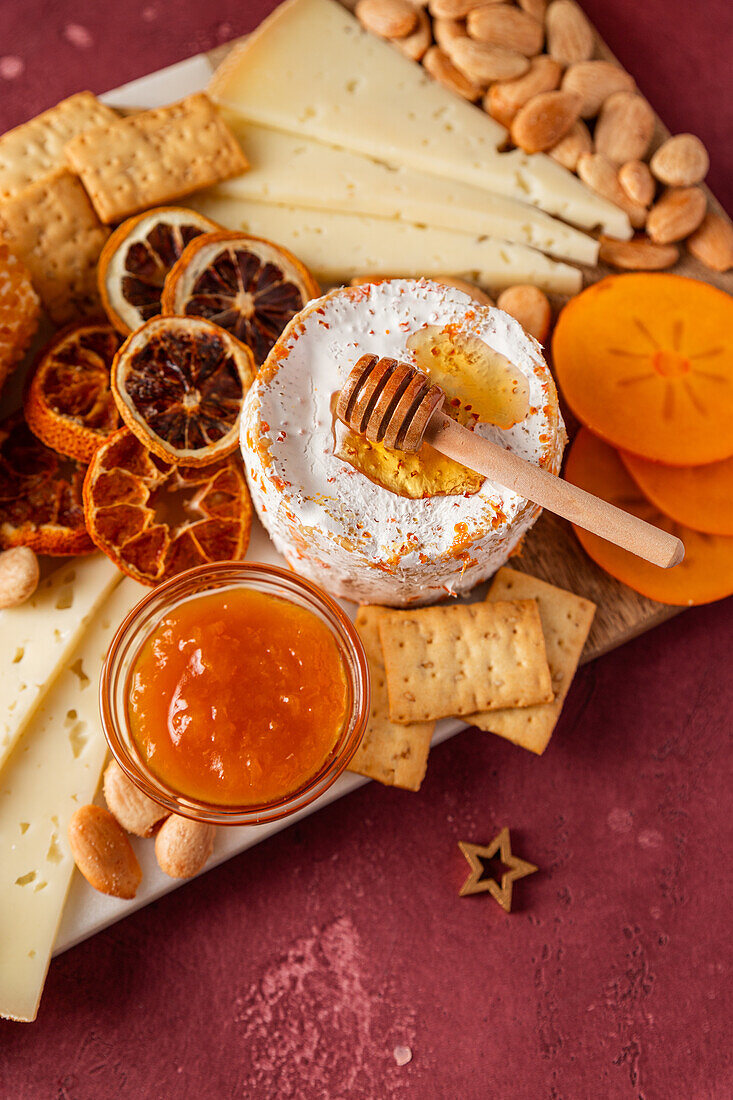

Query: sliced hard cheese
<box><xmin>191</xmin><ymin>194</ymin><xmax>582</xmax><ymax>295</ymax></box>
<box><xmin>0</xmin><ymin>554</ymin><xmax>120</xmax><ymax>775</ymax></box>
<box><xmin>217</xmin><ymin>120</ymin><xmax>599</xmax><ymax>266</ymax></box>
<box><xmin>209</xmin><ymin>0</ymin><xmax>631</xmax><ymax>239</ymax></box>
<box><xmin>0</xmin><ymin>577</ymin><xmax>143</xmax><ymax>1022</ymax></box>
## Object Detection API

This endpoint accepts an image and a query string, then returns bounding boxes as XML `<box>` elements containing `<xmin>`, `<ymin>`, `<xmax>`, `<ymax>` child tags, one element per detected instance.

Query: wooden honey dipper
<box><xmin>336</xmin><ymin>354</ymin><xmax>684</xmax><ymax>569</ymax></box>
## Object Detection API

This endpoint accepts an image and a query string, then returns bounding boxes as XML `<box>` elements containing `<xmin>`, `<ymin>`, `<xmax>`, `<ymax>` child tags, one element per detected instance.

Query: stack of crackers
<box><xmin>0</xmin><ymin>90</ymin><xmax>247</xmax><ymax>324</ymax></box>
<box><xmin>348</xmin><ymin>568</ymin><xmax>596</xmax><ymax>791</ymax></box>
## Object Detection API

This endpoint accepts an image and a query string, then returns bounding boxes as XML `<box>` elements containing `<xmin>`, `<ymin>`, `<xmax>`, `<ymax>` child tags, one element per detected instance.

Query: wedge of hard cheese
<box><xmin>209</xmin><ymin>0</ymin><xmax>631</xmax><ymax>239</ymax></box>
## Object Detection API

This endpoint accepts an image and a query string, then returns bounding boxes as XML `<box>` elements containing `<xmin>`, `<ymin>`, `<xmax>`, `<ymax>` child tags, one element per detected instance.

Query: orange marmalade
<box><xmin>128</xmin><ymin>588</ymin><xmax>349</xmax><ymax>807</ymax></box>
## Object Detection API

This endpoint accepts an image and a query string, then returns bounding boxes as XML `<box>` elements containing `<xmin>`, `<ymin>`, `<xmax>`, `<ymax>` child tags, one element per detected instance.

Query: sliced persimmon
<box><xmin>552</xmin><ymin>274</ymin><xmax>733</xmax><ymax>466</ymax></box>
<box><xmin>620</xmin><ymin>450</ymin><xmax>733</xmax><ymax>537</ymax></box>
<box><xmin>83</xmin><ymin>427</ymin><xmax>252</xmax><ymax>585</ymax></box>
<box><xmin>565</xmin><ymin>428</ymin><xmax>733</xmax><ymax>606</ymax></box>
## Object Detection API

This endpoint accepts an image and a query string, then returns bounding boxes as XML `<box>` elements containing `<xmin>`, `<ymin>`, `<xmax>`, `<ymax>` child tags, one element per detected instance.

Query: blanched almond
<box><xmin>594</xmin><ymin>91</ymin><xmax>656</xmax><ymax>164</ymax></box>
<box><xmin>518</xmin><ymin>0</ymin><xmax>547</xmax><ymax>20</ymax></box>
<box><xmin>355</xmin><ymin>0</ymin><xmax>417</xmax><ymax>38</ymax></box>
<box><xmin>435</xmin><ymin>276</ymin><xmax>494</xmax><ymax>304</ymax></box>
<box><xmin>103</xmin><ymin>759</ymin><xmax>170</xmax><ymax>838</ymax></box>
<box><xmin>576</xmin><ymin>153</ymin><xmax>647</xmax><ymax>229</ymax></box>
<box><xmin>561</xmin><ymin>60</ymin><xmax>635</xmax><ymax>118</ymax></box>
<box><xmin>466</xmin><ymin>6</ymin><xmax>544</xmax><ymax>56</ymax></box>
<box><xmin>484</xmin><ymin>55</ymin><xmax>562</xmax><ymax>127</ymax></box>
<box><xmin>497</xmin><ymin>285</ymin><xmax>551</xmax><ymax>343</ymax></box>
<box><xmin>599</xmin><ymin>236</ymin><xmax>679</xmax><ymax>271</ymax></box>
<box><xmin>545</xmin><ymin>0</ymin><xmax>594</xmax><ymax>65</ymax></box>
<box><xmin>447</xmin><ymin>37</ymin><xmax>530</xmax><ymax>82</ymax></box>
<box><xmin>433</xmin><ymin>16</ymin><xmax>466</xmax><ymax>50</ymax></box>
<box><xmin>510</xmin><ymin>90</ymin><xmax>580</xmax><ymax>154</ymax></box>
<box><xmin>686</xmin><ymin>211</ymin><xmax>733</xmax><ymax>273</ymax></box>
<box><xmin>548</xmin><ymin>119</ymin><xmax>592</xmax><ymax>171</ymax></box>
<box><xmin>618</xmin><ymin>160</ymin><xmax>656</xmax><ymax>207</ymax></box>
<box><xmin>0</xmin><ymin>547</ymin><xmax>39</xmax><ymax>609</ymax></box>
<box><xmin>155</xmin><ymin>814</ymin><xmax>216</xmax><ymax>879</ymax></box>
<box><xmin>429</xmin><ymin>0</ymin><xmax>500</xmax><ymax>18</ymax></box>
<box><xmin>650</xmin><ymin>134</ymin><xmax>710</xmax><ymax>187</ymax></box>
<box><xmin>395</xmin><ymin>8</ymin><xmax>431</xmax><ymax>59</ymax></box>
<box><xmin>423</xmin><ymin>45</ymin><xmax>483</xmax><ymax>101</ymax></box>
<box><xmin>646</xmin><ymin>186</ymin><xmax>707</xmax><ymax>244</ymax></box>
<box><xmin>68</xmin><ymin>804</ymin><xmax>142</xmax><ymax>899</ymax></box>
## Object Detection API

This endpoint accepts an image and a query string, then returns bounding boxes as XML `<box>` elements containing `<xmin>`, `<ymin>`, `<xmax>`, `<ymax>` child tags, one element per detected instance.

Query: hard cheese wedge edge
<box><xmin>208</xmin><ymin>0</ymin><xmax>631</xmax><ymax>238</ymax></box>
<box><xmin>0</xmin><ymin>555</ymin><xmax>120</xmax><ymax>775</ymax></box>
<box><xmin>217</xmin><ymin>119</ymin><xmax>599</xmax><ymax>266</ymax></box>
<box><xmin>0</xmin><ymin>577</ymin><xmax>144</xmax><ymax>1023</ymax></box>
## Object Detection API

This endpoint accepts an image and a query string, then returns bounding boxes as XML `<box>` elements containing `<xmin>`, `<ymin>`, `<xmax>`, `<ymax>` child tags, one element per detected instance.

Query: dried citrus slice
<box><xmin>552</xmin><ymin>274</ymin><xmax>733</xmax><ymax>466</ymax></box>
<box><xmin>111</xmin><ymin>316</ymin><xmax>256</xmax><ymax>467</ymax></box>
<box><xmin>565</xmin><ymin>428</ymin><xmax>733</xmax><ymax>606</ymax></box>
<box><xmin>0</xmin><ymin>240</ymin><xmax>40</xmax><ymax>396</ymax></box>
<box><xmin>23</xmin><ymin>320</ymin><xmax>122</xmax><ymax>462</ymax></box>
<box><xmin>98</xmin><ymin>207</ymin><xmax>221</xmax><ymax>334</ymax></box>
<box><xmin>620</xmin><ymin>450</ymin><xmax>733</xmax><ymax>536</ymax></box>
<box><xmin>83</xmin><ymin>427</ymin><xmax>252</xmax><ymax>585</ymax></box>
<box><xmin>161</xmin><ymin>231</ymin><xmax>320</xmax><ymax>365</ymax></box>
<box><xmin>0</xmin><ymin>412</ymin><xmax>93</xmax><ymax>555</ymax></box>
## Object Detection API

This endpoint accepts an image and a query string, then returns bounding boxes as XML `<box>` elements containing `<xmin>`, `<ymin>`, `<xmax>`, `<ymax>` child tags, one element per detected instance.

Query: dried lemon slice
<box><xmin>111</xmin><ymin>316</ymin><xmax>256</xmax><ymax>467</ymax></box>
<box><xmin>0</xmin><ymin>240</ymin><xmax>40</xmax><ymax>396</ymax></box>
<box><xmin>161</xmin><ymin>231</ymin><xmax>320</xmax><ymax>365</ymax></box>
<box><xmin>98</xmin><ymin>207</ymin><xmax>221</xmax><ymax>334</ymax></box>
<box><xmin>24</xmin><ymin>320</ymin><xmax>122</xmax><ymax>462</ymax></box>
<box><xmin>83</xmin><ymin>427</ymin><xmax>252</xmax><ymax>585</ymax></box>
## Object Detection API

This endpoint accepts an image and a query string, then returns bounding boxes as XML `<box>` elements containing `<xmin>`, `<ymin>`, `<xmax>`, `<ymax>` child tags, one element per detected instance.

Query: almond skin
<box><xmin>545</xmin><ymin>0</ymin><xmax>594</xmax><ymax>66</ymax></box>
<box><xmin>68</xmin><ymin>804</ymin><xmax>142</xmax><ymax>899</ymax></box>
<box><xmin>103</xmin><ymin>759</ymin><xmax>170</xmax><ymax>838</ymax></box>
<box><xmin>646</xmin><ymin>186</ymin><xmax>707</xmax><ymax>244</ymax></box>
<box><xmin>0</xmin><ymin>546</ymin><xmax>39</xmax><ymax>609</ymax></box>
<box><xmin>510</xmin><ymin>89</ymin><xmax>581</xmax><ymax>154</ymax></box>
<box><xmin>650</xmin><ymin>134</ymin><xmax>710</xmax><ymax>187</ymax></box>
<box><xmin>433</xmin><ymin>16</ymin><xmax>466</xmax><ymax>50</ymax></box>
<box><xmin>686</xmin><ymin>212</ymin><xmax>733</xmax><ymax>273</ymax></box>
<box><xmin>423</xmin><ymin>45</ymin><xmax>483</xmax><ymax>101</ymax></box>
<box><xmin>355</xmin><ymin>0</ymin><xmax>417</xmax><ymax>39</ymax></box>
<box><xmin>484</xmin><ymin>55</ymin><xmax>562</xmax><ymax>127</ymax></box>
<box><xmin>447</xmin><ymin>37</ymin><xmax>530</xmax><ymax>82</ymax></box>
<box><xmin>561</xmin><ymin>60</ymin><xmax>635</xmax><ymax>118</ymax></box>
<box><xmin>618</xmin><ymin>160</ymin><xmax>656</xmax><ymax>207</ymax></box>
<box><xmin>155</xmin><ymin>814</ymin><xmax>216</xmax><ymax>879</ymax></box>
<box><xmin>548</xmin><ymin>119</ymin><xmax>592</xmax><ymax>171</ymax></box>
<box><xmin>395</xmin><ymin>8</ymin><xmax>432</xmax><ymax>59</ymax></box>
<box><xmin>594</xmin><ymin>91</ymin><xmax>656</xmax><ymax>164</ymax></box>
<box><xmin>576</xmin><ymin>153</ymin><xmax>648</xmax><ymax>229</ymax></box>
<box><xmin>599</xmin><ymin>235</ymin><xmax>679</xmax><ymax>271</ymax></box>
<box><xmin>466</xmin><ymin>6</ymin><xmax>544</xmax><ymax>56</ymax></box>
<box><xmin>496</xmin><ymin>285</ymin><xmax>552</xmax><ymax>343</ymax></box>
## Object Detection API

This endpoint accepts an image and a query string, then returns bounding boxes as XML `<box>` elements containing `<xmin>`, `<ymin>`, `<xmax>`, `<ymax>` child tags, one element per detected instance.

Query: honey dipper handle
<box><xmin>426</xmin><ymin>413</ymin><xmax>684</xmax><ymax>569</ymax></box>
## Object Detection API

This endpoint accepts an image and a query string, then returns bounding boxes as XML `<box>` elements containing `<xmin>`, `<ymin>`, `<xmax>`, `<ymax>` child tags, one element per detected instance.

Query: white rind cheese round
<box><xmin>241</xmin><ymin>279</ymin><xmax>566</xmax><ymax>605</ymax></box>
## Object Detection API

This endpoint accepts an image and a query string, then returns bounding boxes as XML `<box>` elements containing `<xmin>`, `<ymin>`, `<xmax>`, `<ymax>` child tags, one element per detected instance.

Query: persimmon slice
<box><xmin>112</xmin><ymin>316</ymin><xmax>256</xmax><ymax>467</ymax></box>
<box><xmin>620</xmin><ymin>450</ymin><xmax>733</xmax><ymax>536</ymax></box>
<box><xmin>565</xmin><ymin>428</ymin><xmax>733</xmax><ymax>606</ymax></box>
<box><xmin>98</xmin><ymin>207</ymin><xmax>221</xmax><ymax>334</ymax></box>
<box><xmin>161</xmin><ymin>232</ymin><xmax>320</xmax><ymax>366</ymax></box>
<box><xmin>83</xmin><ymin>427</ymin><xmax>252</xmax><ymax>585</ymax></box>
<box><xmin>24</xmin><ymin>320</ymin><xmax>122</xmax><ymax>462</ymax></box>
<box><xmin>552</xmin><ymin>274</ymin><xmax>733</xmax><ymax>466</ymax></box>
<box><xmin>0</xmin><ymin>412</ymin><xmax>93</xmax><ymax>555</ymax></box>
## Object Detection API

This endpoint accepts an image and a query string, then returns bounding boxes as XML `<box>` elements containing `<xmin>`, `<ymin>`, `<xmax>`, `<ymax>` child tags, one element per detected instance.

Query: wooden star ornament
<box><xmin>458</xmin><ymin>827</ymin><xmax>538</xmax><ymax>912</ymax></box>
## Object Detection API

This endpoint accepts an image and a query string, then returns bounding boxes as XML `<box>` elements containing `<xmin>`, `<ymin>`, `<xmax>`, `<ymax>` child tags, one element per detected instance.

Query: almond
<box><xmin>103</xmin><ymin>759</ymin><xmax>170</xmax><ymax>838</ymax></box>
<box><xmin>155</xmin><ymin>814</ymin><xmax>216</xmax><ymax>879</ymax></box>
<box><xmin>650</xmin><ymin>134</ymin><xmax>710</xmax><ymax>187</ymax></box>
<box><xmin>466</xmin><ymin>6</ymin><xmax>544</xmax><ymax>56</ymax></box>
<box><xmin>518</xmin><ymin>0</ymin><xmax>547</xmax><ymax>20</ymax></box>
<box><xmin>646</xmin><ymin>186</ymin><xmax>707</xmax><ymax>244</ymax></box>
<box><xmin>545</xmin><ymin>0</ymin><xmax>594</xmax><ymax>65</ymax></box>
<box><xmin>429</xmin><ymin>0</ymin><xmax>500</xmax><ymax>18</ymax></box>
<box><xmin>355</xmin><ymin>0</ymin><xmax>417</xmax><ymax>38</ymax></box>
<box><xmin>447</xmin><ymin>37</ymin><xmax>530</xmax><ymax>82</ymax></box>
<box><xmin>548</xmin><ymin>119</ymin><xmax>592</xmax><ymax>171</ymax></box>
<box><xmin>395</xmin><ymin>8</ymin><xmax>432</xmax><ymax>59</ymax></box>
<box><xmin>496</xmin><ymin>285</ymin><xmax>551</xmax><ymax>342</ymax></box>
<box><xmin>618</xmin><ymin>160</ymin><xmax>656</xmax><ymax>207</ymax></box>
<box><xmin>686</xmin><ymin>211</ymin><xmax>733</xmax><ymax>273</ymax></box>
<box><xmin>594</xmin><ymin>91</ymin><xmax>656</xmax><ymax>164</ymax></box>
<box><xmin>484</xmin><ymin>55</ymin><xmax>562</xmax><ymax>126</ymax></box>
<box><xmin>599</xmin><ymin>235</ymin><xmax>679</xmax><ymax>271</ymax></box>
<box><xmin>435</xmin><ymin>276</ymin><xmax>494</xmax><ymax>304</ymax></box>
<box><xmin>560</xmin><ymin>60</ymin><xmax>635</xmax><ymax>118</ymax></box>
<box><xmin>433</xmin><ymin>16</ymin><xmax>466</xmax><ymax>50</ymax></box>
<box><xmin>423</xmin><ymin>45</ymin><xmax>483</xmax><ymax>101</ymax></box>
<box><xmin>0</xmin><ymin>546</ymin><xmax>39</xmax><ymax>609</ymax></box>
<box><xmin>510</xmin><ymin>89</ymin><xmax>580</xmax><ymax>154</ymax></box>
<box><xmin>68</xmin><ymin>804</ymin><xmax>142</xmax><ymax>899</ymax></box>
<box><xmin>576</xmin><ymin>153</ymin><xmax>647</xmax><ymax>229</ymax></box>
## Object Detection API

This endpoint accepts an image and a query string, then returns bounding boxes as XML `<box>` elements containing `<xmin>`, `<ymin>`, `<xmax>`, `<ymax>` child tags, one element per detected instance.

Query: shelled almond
<box><xmin>484</xmin><ymin>55</ymin><xmax>562</xmax><ymax>126</ymax></box>
<box><xmin>599</xmin><ymin>236</ymin><xmax>680</xmax><ymax>271</ymax></box>
<box><xmin>650</xmin><ymin>134</ymin><xmax>710</xmax><ymax>187</ymax></box>
<box><xmin>424</xmin><ymin>45</ymin><xmax>483</xmax><ymax>101</ymax></box>
<box><xmin>547</xmin><ymin>119</ymin><xmax>591</xmax><ymax>171</ymax></box>
<box><xmin>577</xmin><ymin>153</ymin><xmax>647</xmax><ymax>228</ymax></box>
<box><xmin>618</xmin><ymin>160</ymin><xmax>656</xmax><ymax>207</ymax></box>
<box><xmin>355</xmin><ymin>0</ymin><xmax>417</xmax><ymax>39</ymax></box>
<box><xmin>647</xmin><ymin>186</ymin><xmax>707</xmax><ymax>244</ymax></box>
<box><xmin>447</xmin><ymin>37</ymin><xmax>530</xmax><ymax>82</ymax></box>
<box><xmin>560</xmin><ymin>60</ymin><xmax>635</xmax><ymax>119</ymax></box>
<box><xmin>511</xmin><ymin>89</ymin><xmax>580</xmax><ymax>153</ymax></box>
<box><xmin>496</xmin><ymin>284</ymin><xmax>552</xmax><ymax>342</ymax></box>
<box><xmin>545</xmin><ymin>0</ymin><xmax>593</xmax><ymax>65</ymax></box>
<box><xmin>594</xmin><ymin>92</ymin><xmax>655</xmax><ymax>164</ymax></box>
<box><xmin>466</xmin><ymin>6</ymin><xmax>544</xmax><ymax>56</ymax></box>
<box><xmin>686</xmin><ymin>212</ymin><xmax>733</xmax><ymax>273</ymax></box>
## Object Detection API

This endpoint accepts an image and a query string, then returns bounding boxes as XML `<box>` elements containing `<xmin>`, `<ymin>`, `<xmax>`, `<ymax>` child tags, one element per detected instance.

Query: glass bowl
<box><xmin>100</xmin><ymin>562</ymin><xmax>370</xmax><ymax>826</ymax></box>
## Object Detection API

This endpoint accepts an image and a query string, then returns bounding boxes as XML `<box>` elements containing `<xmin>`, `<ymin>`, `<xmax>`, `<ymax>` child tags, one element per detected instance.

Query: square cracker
<box><xmin>0</xmin><ymin>91</ymin><xmax>118</xmax><ymax>201</ymax></box>
<box><xmin>0</xmin><ymin>168</ymin><xmax>110</xmax><ymax>324</ymax></box>
<box><xmin>65</xmin><ymin>92</ymin><xmax>249</xmax><ymax>223</ymax></box>
<box><xmin>467</xmin><ymin>568</ymin><xmax>596</xmax><ymax>754</ymax></box>
<box><xmin>378</xmin><ymin>599</ymin><xmax>553</xmax><ymax>724</ymax></box>
<box><xmin>347</xmin><ymin>606</ymin><xmax>434</xmax><ymax>792</ymax></box>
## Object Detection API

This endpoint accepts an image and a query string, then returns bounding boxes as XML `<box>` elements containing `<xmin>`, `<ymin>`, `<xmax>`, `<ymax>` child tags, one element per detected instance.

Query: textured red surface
<box><xmin>1</xmin><ymin>1</ymin><xmax>732</xmax><ymax>1096</ymax></box>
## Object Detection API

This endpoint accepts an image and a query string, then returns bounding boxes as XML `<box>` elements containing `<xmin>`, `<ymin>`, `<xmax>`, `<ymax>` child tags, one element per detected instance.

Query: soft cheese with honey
<box><xmin>241</xmin><ymin>279</ymin><xmax>565</xmax><ymax>605</ymax></box>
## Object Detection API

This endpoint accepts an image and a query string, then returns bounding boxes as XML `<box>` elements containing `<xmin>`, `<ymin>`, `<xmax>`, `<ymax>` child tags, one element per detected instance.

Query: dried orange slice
<box><xmin>552</xmin><ymin>274</ymin><xmax>733</xmax><ymax>466</ymax></box>
<box><xmin>620</xmin><ymin>450</ymin><xmax>733</xmax><ymax>536</ymax></box>
<box><xmin>565</xmin><ymin>428</ymin><xmax>733</xmax><ymax>606</ymax></box>
<box><xmin>0</xmin><ymin>412</ymin><xmax>93</xmax><ymax>555</ymax></box>
<box><xmin>161</xmin><ymin>231</ymin><xmax>320</xmax><ymax>365</ymax></box>
<box><xmin>23</xmin><ymin>320</ymin><xmax>122</xmax><ymax>462</ymax></box>
<box><xmin>83</xmin><ymin>427</ymin><xmax>252</xmax><ymax>585</ymax></box>
<box><xmin>0</xmin><ymin>240</ymin><xmax>41</xmax><ymax>396</ymax></box>
<box><xmin>98</xmin><ymin>207</ymin><xmax>221</xmax><ymax>335</ymax></box>
<box><xmin>111</xmin><ymin>316</ymin><xmax>256</xmax><ymax>467</ymax></box>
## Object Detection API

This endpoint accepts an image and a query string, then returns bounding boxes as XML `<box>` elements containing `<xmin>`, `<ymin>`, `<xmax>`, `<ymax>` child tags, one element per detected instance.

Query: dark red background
<box><xmin>1</xmin><ymin>2</ymin><xmax>732</xmax><ymax>1097</ymax></box>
